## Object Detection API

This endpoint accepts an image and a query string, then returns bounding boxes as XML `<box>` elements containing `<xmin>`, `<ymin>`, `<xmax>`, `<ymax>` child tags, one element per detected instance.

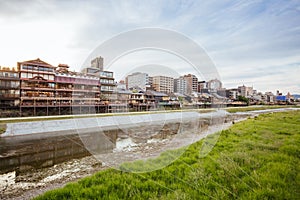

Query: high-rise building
<box><xmin>81</xmin><ymin>56</ymin><xmax>104</xmax><ymax>75</ymax></box>
<box><xmin>174</xmin><ymin>77</ymin><xmax>187</xmax><ymax>94</ymax></box>
<box><xmin>183</xmin><ymin>74</ymin><xmax>198</xmax><ymax>94</ymax></box>
<box><xmin>99</xmin><ymin>71</ymin><xmax>116</xmax><ymax>102</ymax></box>
<box><xmin>126</xmin><ymin>72</ymin><xmax>149</xmax><ymax>91</ymax></box>
<box><xmin>91</xmin><ymin>56</ymin><xmax>104</xmax><ymax>71</ymax></box>
<box><xmin>152</xmin><ymin>75</ymin><xmax>174</xmax><ymax>94</ymax></box>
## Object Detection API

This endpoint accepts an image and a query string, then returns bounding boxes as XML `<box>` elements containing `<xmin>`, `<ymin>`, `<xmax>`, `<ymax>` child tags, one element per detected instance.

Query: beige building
<box><xmin>238</xmin><ymin>85</ymin><xmax>253</xmax><ymax>97</ymax></box>
<box><xmin>152</xmin><ymin>75</ymin><xmax>174</xmax><ymax>94</ymax></box>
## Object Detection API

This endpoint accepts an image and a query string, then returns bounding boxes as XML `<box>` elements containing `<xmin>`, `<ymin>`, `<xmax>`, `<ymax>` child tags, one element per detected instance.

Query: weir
<box><xmin>0</xmin><ymin>129</ymin><xmax>118</xmax><ymax>174</ymax></box>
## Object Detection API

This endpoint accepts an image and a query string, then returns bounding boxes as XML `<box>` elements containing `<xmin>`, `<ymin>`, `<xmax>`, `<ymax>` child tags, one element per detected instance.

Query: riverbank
<box><xmin>1</xmin><ymin>109</ymin><xmax>238</xmax><ymax>199</ymax></box>
<box><xmin>35</xmin><ymin>110</ymin><xmax>300</xmax><ymax>199</ymax></box>
<box><xmin>0</xmin><ymin>108</ymin><xmax>299</xmax><ymax>199</ymax></box>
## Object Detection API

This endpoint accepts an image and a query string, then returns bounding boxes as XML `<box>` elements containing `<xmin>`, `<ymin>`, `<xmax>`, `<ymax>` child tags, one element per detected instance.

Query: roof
<box><xmin>146</xmin><ymin>90</ymin><xmax>168</xmax><ymax>97</ymax></box>
<box><xmin>173</xmin><ymin>93</ymin><xmax>186</xmax><ymax>97</ymax></box>
<box><xmin>117</xmin><ymin>89</ymin><xmax>132</xmax><ymax>94</ymax></box>
<box><xmin>18</xmin><ymin>58</ymin><xmax>56</xmax><ymax>68</ymax></box>
<box><xmin>276</xmin><ymin>96</ymin><xmax>286</xmax><ymax>101</ymax></box>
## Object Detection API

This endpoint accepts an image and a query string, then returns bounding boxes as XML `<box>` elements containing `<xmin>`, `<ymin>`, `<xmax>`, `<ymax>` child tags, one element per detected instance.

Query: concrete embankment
<box><xmin>0</xmin><ymin>111</ymin><xmax>231</xmax><ymax>174</ymax></box>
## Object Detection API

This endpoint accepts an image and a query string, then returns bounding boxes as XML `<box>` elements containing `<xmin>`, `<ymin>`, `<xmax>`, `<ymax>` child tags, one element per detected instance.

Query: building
<box><xmin>183</xmin><ymin>74</ymin><xmax>198</xmax><ymax>94</ymax></box>
<box><xmin>126</xmin><ymin>72</ymin><xmax>149</xmax><ymax>91</ymax></box>
<box><xmin>174</xmin><ymin>77</ymin><xmax>187</xmax><ymax>94</ymax></box>
<box><xmin>55</xmin><ymin>64</ymin><xmax>100</xmax><ymax>114</ymax></box>
<box><xmin>265</xmin><ymin>92</ymin><xmax>275</xmax><ymax>104</ymax></box>
<box><xmin>18</xmin><ymin>58</ymin><xmax>57</xmax><ymax>115</ymax></box>
<box><xmin>81</xmin><ymin>57</ymin><xmax>117</xmax><ymax>105</ymax></box>
<box><xmin>197</xmin><ymin>81</ymin><xmax>206</xmax><ymax>93</ymax></box>
<box><xmin>99</xmin><ymin>71</ymin><xmax>117</xmax><ymax>103</ymax></box>
<box><xmin>117</xmin><ymin>80</ymin><xmax>126</xmax><ymax>90</ymax></box>
<box><xmin>81</xmin><ymin>56</ymin><xmax>104</xmax><ymax>76</ymax></box>
<box><xmin>152</xmin><ymin>75</ymin><xmax>174</xmax><ymax>94</ymax></box>
<box><xmin>91</xmin><ymin>56</ymin><xmax>104</xmax><ymax>71</ymax></box>
<box><xmin>16</xmin><ymin>58</ymin><xmax>102</xmax><ymax>116</ymax></box>
<box><xmin>0</xmin><ymin>66</ymin><xmax>20</xmax><ymax>108</ymax></box>
<box><xmin>207</xmin><ymin>79</ymin><xmax>222</xmax><ymax>91</ymax></box>
<box><xmin>226</xmin><ymin>88</ymin><xmax>239</xmax><ymax>100</ymax></box>
<box><xmin>238</xmin><ymin>85</ymin><xmax>253</xmax><ymax>97</ymax></box>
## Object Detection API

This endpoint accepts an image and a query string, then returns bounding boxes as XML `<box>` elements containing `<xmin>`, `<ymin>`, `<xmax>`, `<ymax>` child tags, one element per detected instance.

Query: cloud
<box><xmin>0</xmin><ymin>0</ymin><xmax>299</xmax><ymax>93</ymax></box>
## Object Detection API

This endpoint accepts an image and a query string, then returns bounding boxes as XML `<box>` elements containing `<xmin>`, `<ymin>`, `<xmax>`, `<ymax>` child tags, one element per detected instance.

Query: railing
<box><xmin>0</xmin><ymin>94</ymin><xmax>19</xmax><ymax>98</ymax></box>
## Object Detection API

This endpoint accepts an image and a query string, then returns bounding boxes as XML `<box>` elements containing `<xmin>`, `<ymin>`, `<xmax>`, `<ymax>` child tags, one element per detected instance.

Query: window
<box><xmin>48</xmin><ymin>83</ymin><xmax>55</xmax><ymax>88</ymax></box>
<box><xmin>21</xmin><ymin>73</ymin><xmax>27</xmax><ymax>78</ymax></box>
<box><xmin>49</xmin><ymin>75</ymin><xmax>54</xmax><ymax>80</ymax></box>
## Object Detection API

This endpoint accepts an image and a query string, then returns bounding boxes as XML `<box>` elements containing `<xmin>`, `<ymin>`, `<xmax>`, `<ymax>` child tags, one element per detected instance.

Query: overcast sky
<box><xmin>0</xmin><ymin>0</ymin><xmax>299</xmax><ymax>94</ymax></box>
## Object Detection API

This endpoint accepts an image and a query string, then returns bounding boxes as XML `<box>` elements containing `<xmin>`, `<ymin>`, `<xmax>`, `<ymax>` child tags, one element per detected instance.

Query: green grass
<box><xmin>35</xmin><ymin>110</ymin><xmax>300</xmax><ymax>199</ymax></box>
<box><xmin>225</xmin><ymin>105</ymin><xmax>296</xmax><ymax>113</ymax></box>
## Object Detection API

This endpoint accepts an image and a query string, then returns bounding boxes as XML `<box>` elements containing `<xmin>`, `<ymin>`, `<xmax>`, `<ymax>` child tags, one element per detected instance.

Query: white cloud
<box><xmin>0</xmin><ymin>0</ymin><xmax>299</xmax><ymax>94</ymax></box>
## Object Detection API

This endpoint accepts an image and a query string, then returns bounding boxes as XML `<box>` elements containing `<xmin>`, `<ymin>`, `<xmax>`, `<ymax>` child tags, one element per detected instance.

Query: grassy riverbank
<box><xmin>35</xmin><ymin>110</ymin><xmax>300</xmax><ymax>199</ymax></box>
<box><xmin>225</xmin><ymin>105</ymin><xmax>296</xmax><ymax>113</ymax></box>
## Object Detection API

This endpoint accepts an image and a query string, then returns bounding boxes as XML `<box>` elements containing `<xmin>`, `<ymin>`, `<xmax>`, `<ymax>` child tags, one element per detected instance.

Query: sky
<box><xmin>0</xmin><ymin>0</ymin><xmax>299</xmax><ymax>94</ymax></box>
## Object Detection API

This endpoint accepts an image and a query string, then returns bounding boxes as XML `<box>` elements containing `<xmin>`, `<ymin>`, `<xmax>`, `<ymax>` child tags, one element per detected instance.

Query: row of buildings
<box><xmin>125</xmin><ymin>71</ymin><xmax>298</xmax><ymax>106</ymax></box>
<box><xmin>0</xmin><ymin>57</ymin><xmax>297</xmax><ymax>117</ymax></box>
<box><xmin>0</xmin><ymin>57</ymin><xmax>182</xmax><ymax>117</ymax></box>
<box><xmin>125</xmin><ymin>72</ymin><xmax>220</xmax><ymax>95</ymax></box>
<box><xmin>0</xmin><ymin>57</ymin><xmax>116</xmax><ymax>116</ymax></box>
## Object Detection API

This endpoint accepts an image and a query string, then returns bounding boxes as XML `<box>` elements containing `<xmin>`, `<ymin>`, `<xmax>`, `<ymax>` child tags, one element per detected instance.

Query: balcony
<box><xmin>0</xmin><ymin>94</ymin><xmax>19</xmax><ymax>98</ymax></box>
<box><xmin>21</xmin><ymin>86</ymin><xmax>55</xmax><ymax>91</ymax></box>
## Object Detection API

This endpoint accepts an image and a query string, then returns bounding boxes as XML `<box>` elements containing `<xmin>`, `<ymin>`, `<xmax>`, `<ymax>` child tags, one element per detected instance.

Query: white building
<box><xmin>126</xmin><ymin>72</ymin><xmax>149</xmax><ymax>91</ymax></box>
<box><xmin>174</xmin><ymin>77</ymin><xmax>187</xmax><ymax>94</ymax></box>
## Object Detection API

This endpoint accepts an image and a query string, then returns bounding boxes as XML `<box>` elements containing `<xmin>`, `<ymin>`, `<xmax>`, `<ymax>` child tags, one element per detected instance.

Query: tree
<box><xmin>237</xmin><ymin>95</ymin><xmax>249</xmax><ymax>105</ymax></box>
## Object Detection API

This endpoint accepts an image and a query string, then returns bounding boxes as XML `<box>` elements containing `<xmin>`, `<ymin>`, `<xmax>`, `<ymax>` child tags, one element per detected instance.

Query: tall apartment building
<box><xmin>126</xmin><ymin>72</ymin><xmax>149</xmax><ymax>91</ymax></box>
<box><xmin>174</xmin><ymin>77</ymin><xmax>187</xmax><ymax>94</ymax></box>
<box><xmin>152</xmin><ymin>75</ymin><xmax>174</xmax><ymax>94</ymax></box>
<box><xmin>91</xmin><ymin>56</ymin><xmax>104</xmax><ymax>71</ymax></box>
<box><xmin>183</xmin><ymin>74</ymin><xmax>198</xmax><ymax>94</ymax></box>
<box><xmin>0</xmin><ymin>67</ymin><xmax>20</xmax><ymax>107</ymax></box>
<box><xmin>99</xmin><ymin>71</ymin><xmax>117</xmax><ymax>103</ymax></box>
